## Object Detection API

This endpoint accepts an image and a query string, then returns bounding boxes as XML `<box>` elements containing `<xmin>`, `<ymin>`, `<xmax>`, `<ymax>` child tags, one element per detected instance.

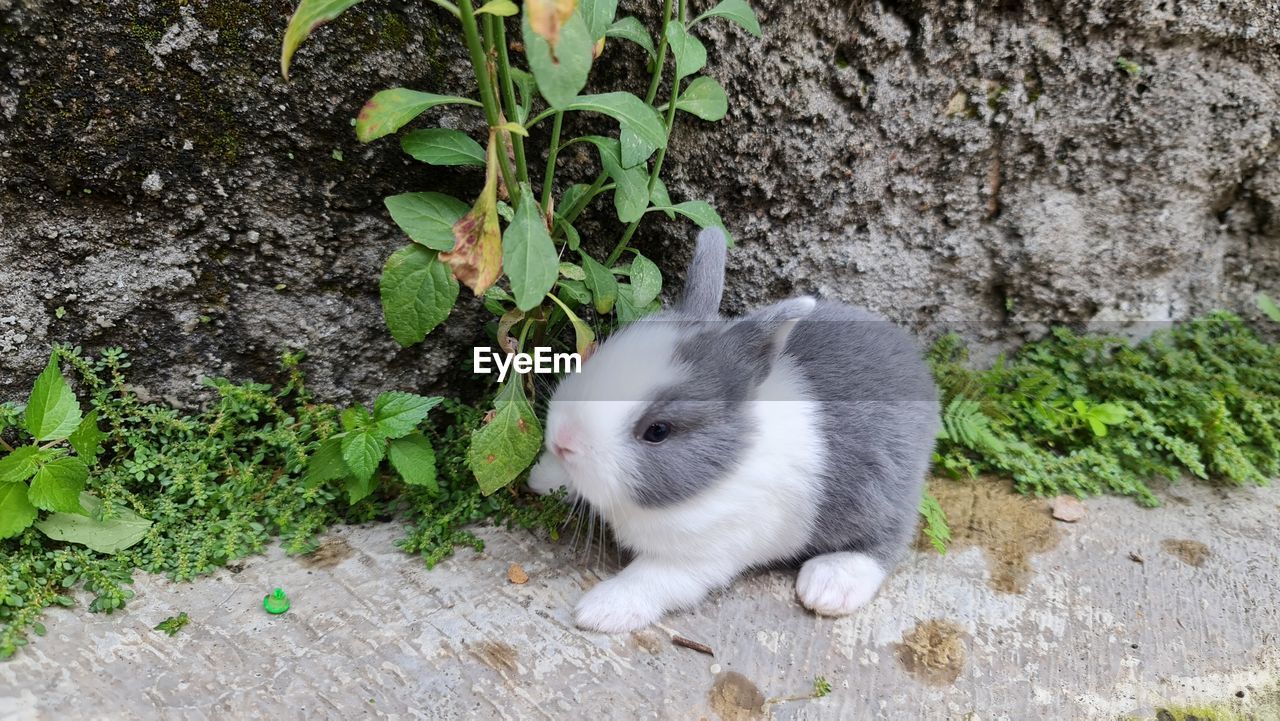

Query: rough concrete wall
<box><xmin>2</xmin><ymin>0</ymin><xmax>1278</xmax><ymax>402</ymax></box>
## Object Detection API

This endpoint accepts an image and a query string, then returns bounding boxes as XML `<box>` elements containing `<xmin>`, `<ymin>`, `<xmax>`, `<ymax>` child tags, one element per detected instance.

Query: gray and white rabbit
<box><xmin>528</xmin><ymin>227</ymin><xmax>940</xmax><ymax>633</ymax></box>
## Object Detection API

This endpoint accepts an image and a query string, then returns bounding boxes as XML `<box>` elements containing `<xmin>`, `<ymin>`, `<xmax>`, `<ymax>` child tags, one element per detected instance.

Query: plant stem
<box><xmin>556</xmin><ymin>0</ymin><xmax>680</xmax><ymax>238</ymax></box>
<box><xmin>645</xmin><ymin>0</ymin><xmax>677</xmax><ymax>104</ymax></box>
<box><xmin>563</xmin><ymin>174</ymin><xmax>611</xmax><ymax>224</ymax></box>
<box><xmin>606</xmin><ymin>0</ymin><xmax>687</xmax><ymax>266</ymax></box>
<box><xmin>460</xmin><ymin>0</ymin><xmax>518</xmax><ymax>202</ymax></box>
<box><xmin>540</xmin><ymin>112</ymin><xmax>565</xmax><ymax>214</ymax></box>
<box><xmin>491</xmin><ymin>14</ymin><xmax>529</xmax><ymax>187</ymax></box>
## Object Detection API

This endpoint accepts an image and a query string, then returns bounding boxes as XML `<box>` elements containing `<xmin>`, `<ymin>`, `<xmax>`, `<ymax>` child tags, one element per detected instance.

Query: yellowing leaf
<box><xmin>441</xmin><ymin>136</ymin><xmax>503</xmax><ymax>294</ymax></box>
<box><xmin>354</xmin><ymin>89</ymin><xmax>481</xmax><ymax>143</ymax></box>
<box><xmin>527</xmin><ymin>0</ymin><xmax>579</xmax><ymax>49</ymax></box>
<box><xmin>493</xmin><ymin>121</ymin><xmax>529</xmax><ymax>137</ymax></box>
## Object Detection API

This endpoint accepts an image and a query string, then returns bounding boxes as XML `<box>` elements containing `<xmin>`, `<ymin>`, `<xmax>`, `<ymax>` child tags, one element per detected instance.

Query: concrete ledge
<box><xmin>3</xmin><ymin>481</ymin><xmax>1278</xmax><ymax>720</ymax></box>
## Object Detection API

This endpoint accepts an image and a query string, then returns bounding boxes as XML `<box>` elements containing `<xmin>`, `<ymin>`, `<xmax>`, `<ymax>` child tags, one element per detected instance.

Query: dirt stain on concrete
<box><xmin>631</xmin><ymin>631</ymin><xmax>663</xmax><ymax>655</ymax></box>
<box><xmin>896</xmin><ymin>619</ymin><xmax>967</xmax><ymax>686</ymax></box>
<box><xmin>920</xmin><ymin>477</ymin><xmax>1060</xmax><ymax>593</ymax></box>
<box><xmin>300</xmin><ymin>536</ymin><xmax>354</xmax><ymax>569</ymax></box>
<box><xmin>1162</xmin><ymin>538</ymin><xmax>1211</xmax><ymax>567</ymax></box>
<box><xmin>474</xmin><ymin>641</ymin><xmax>518</xmax><ymax>673</ymax></box>
<box><xmin>709</xmin><ymin>671</ymin><xmax>766</xmax><ymax>720</ymax></box>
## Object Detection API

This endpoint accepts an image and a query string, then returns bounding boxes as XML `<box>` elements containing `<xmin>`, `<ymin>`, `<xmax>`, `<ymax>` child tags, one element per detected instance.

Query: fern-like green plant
<box><xmin>930</xmin><ymin>313</ymin><xmax>1280</xmax><ymax>505</ymax></box>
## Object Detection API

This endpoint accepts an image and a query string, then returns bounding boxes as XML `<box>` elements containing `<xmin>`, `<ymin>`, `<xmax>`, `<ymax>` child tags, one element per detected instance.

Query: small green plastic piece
<box><xmin>263</xmin><ymin>587</ymin><xmax>290</xmax><ymax>615</ymax></box>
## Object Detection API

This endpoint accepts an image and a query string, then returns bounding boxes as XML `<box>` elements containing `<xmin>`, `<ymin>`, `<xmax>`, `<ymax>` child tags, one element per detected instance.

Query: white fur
<box><xmin>541</xmin><ymin>322</ymin><xmax>689</xmax><ymax>516</ymax></box>
<box><xmin>795</xmin><ymin>551</ymin><xmax>887</xmax><ymax>616</ymax></box>
<box><xmin>560</xmin><ymin>350</ymin><xmax>829</xmax><ymax>633</ymax></box>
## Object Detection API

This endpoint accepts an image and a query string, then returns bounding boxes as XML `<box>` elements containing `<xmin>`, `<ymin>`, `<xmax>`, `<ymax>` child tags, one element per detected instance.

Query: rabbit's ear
<box><xmin>680</xmin><ymin>227</ymin><xmax>728</xmax><ymax>317</ymax></box>
<box><xmin>726</xmin><ymin>297</ymin><xmax>817</xmax><ymax>375</ymax></box>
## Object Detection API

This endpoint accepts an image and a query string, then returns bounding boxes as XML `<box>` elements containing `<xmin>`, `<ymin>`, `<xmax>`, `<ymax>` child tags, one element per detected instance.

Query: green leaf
<box><xmin>504</xmin><ymin>183</ymin><xmax>560</xmax><ymax>311</ymax></box>
<box><xmin>341</xmin><ymin>405</ymin><xmax>372</xmax><ymax>433</ymax></box>
<box><xmin>579</xmin><ymin>0</ymin><xmax>618</xmax><ymax>40</ymax></box>
<box><xmin>547</xmin><ymin>294</ymin><xmax>597</xmax><ymax>356</ymax></box>
<box><xmin>614</xmin><ymin>284</ymin><xmax>660</xmax><ymax>323</ymax></box>
<box><xmin>1089</xmin><ymin>403</ymin><xmax>1129</xmax><ymax>425</ymax></box>
<box><xmin>476</xmin><ymin>0</ymin><xmax>518</xmax><ymax>16</ymax></box>
<box><xmin>580</xmin><ymin>252</ymin><xmax>619</xmax><ymax>314</ymax></box>
<box><xmin>619</xmin><ymin>127</ymin><xmax>658</xmax><ymax>168</ymax></box>
<box><xmin>555</xmin><ymin>215</ymin><xmax>582</xmax><ymax>251</ymax></box>
<box><xmin>343</xmin><ymin>474</ymin><xmax>378</xmax><ymax>504</ymax></box>
<box><xmin>373</xmin><ymin>392</ymin><xmax>442</xmax><ymax>439</ymax></box>
<box><xmin>675</xmin><ymin>76</ymin><xmax>728</xmax><ymax>121</ymax></box>
<box><xmin>557</xmin><ymin>279</ymin><xmax>592</xmax><ymax>305</ymax></box>
<box><xmin>606</xmin><ymin>16</ymin><xmax>655</xmax><ymax>57</ymax></box>
<box><xmin>384</xmin><ymin>192</ymin><xmax>469</xmax><ymax>251</ymax></box>
<box><xmin>1258</xmin><ymin>293</ymin><xmax>1280</xmax><ymax>323</ymax></box>
<box><xmin>523</xmin><ymin>7</ymin><xmax>594</xmax><ymax>108</ymax></box>
<box><xmin>579</xmin><ymin>136</ymin><xmax>648</xmax><ymax>223</ymax></box>
<box><xmin>280</xmin><ymin>0</ymin><xmax>367</xmax><ymax>79</ymax></box>
<box><xmin>69</xmin><ymin>410</ymin><xmax>106</xmax><ymax>462</ymax></box>
<box><xmin>355</xmin><ymin>89</ymin><xmax>482</xmax><ymax>143</ymax></box>
<box><xmin>655</xmin><ymin>200</ymin><xmax>734</xmax><ymax>245</ymax></box>
<box><xmin>665</xmin><ymin>23</ymin><xmax>707</xmax><ymax>80</ymax></box>
<box><xmin>509</xmin><ymin>67</ymin><xmax>536</xmax><ymax>121</ymax></box>
<box><xmin>400</xmin><ymin>129</ymin><xmax>486</xmax><ymax>167</ymax></box>
<box><xmin>341</xmin><ymin>431</ymin><xmax>386</xmax><ymax>483</ymax></box>
<box><xmin>651</xmin><ymin>178</ymin><xmax>676</xmax><ymax>219</ymax></box>
<box><xmin>558</xmin><ymin>262</ymin><xmax>586</xmax><ymax>281</ymax></box>
<box><xmin>918</xmin><ymin>491</ymin><xmax>951</xmax><ymax>554</ymax></box>
<box><xmin>0</xmin><ymin>483</ymin><xmax>37</xmax><ymax>539</ymax></box>
<box><xmin>469</xmin><ymin>382</ymin><xmax>542</xmax><ymax>495</ymax></box>
<box><xmin>28</xmin><ymin>457</ymin><xmax>88</xmax><ymax>514</ymax></box>
<box><xmin>33</xmin><ymin>493</ymin><xmax>151</xmax><ymax>553</ymax></box>
<box><xmin>25</xmin><ymin>357</ymin><xmax>82</xmax><ymax>442</ymax></box>
<box><xmin>387</xmin><ymin>433</ymin><xmax>438</xmax><ymax>491</ymax></box>
<box><xmin>692</xmin><ymin>0</ymin><xmax>762</xmax><ymax>37</ymax></box>
<box><xmin>154</xmin><ymin>612</ymin><xmax>190</xmax><ymax>637</ymax></box>
<box><xmin>561</xmin><ymin>93</ymin><xmax>667</xmax><ymax>151</ymax></box>
<box><xmin>380</xmin><ymin>245</ymin><xmax>460</xmax><ymax>346</ymax></box>
<box><xmin>559</xmin><ymin>183</ymin><xmax>593</xmax><ymax>215</ymax></box>
<box><xmin>303</xmin><ymin>438</ymin><xmax>349</xmax><ymax>487</ymax></box>
<box><xmin>628</xmin><ymin>252</ymin><xmax>663</xmax><ymax>307</ymax></box>
<box><xmin>0</xmin><ymin>446</ymin><xmax>42</xmax><ymax>484</ymax></box>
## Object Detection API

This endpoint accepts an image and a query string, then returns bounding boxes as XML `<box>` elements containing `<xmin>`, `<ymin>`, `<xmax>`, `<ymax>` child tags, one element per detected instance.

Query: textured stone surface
<box><xmin>2</xmin><ymin>0</ymin><xmax>1279</xmax><ymax>402</ymax></box>
<box><xmin>2</xmin><ymin>481</ymin><xmax>1278</xmax><ymax>719</ymax></box>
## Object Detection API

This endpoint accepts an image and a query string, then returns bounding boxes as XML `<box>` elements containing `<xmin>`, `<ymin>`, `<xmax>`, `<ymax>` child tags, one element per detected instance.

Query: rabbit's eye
<box><xmin>642</xmin><ymin>422</ymin><xmax>671</xmax><ymax>443</ymax></box>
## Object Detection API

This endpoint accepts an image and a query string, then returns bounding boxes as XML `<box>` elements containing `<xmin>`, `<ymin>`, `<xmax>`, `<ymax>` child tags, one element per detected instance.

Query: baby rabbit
<box><xmin>528</xmin><ymin>227</ymin><xmax>940</xmax><ymax>633</ymax></box>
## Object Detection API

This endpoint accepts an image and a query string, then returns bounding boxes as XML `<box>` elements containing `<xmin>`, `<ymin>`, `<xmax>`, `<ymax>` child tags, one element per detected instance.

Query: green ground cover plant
<box><xmin>930</xmin><ymin>312</ymin><xmax>1280</xmax><ymax>506</ymax></box>
<box><xmin>0</xmin><ymin>347</ymin><xmax>566</xmax><ymax>658</ymax></box>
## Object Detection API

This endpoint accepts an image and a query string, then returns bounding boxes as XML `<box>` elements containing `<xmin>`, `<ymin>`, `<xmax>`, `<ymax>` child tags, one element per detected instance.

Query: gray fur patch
<box><xmin>679</xmin><ymin>228</ymin><xmax>727</xmax><ymax>317</ymax></box>
<box><xmin>780</xmin><ymin>301</ymin><xmax>941</xmax><ymax>566</ymax></box>
<box><xmin>625</xmin><ymin>322</ymin><xmax>755</xmax><ymax>507</ymax></box>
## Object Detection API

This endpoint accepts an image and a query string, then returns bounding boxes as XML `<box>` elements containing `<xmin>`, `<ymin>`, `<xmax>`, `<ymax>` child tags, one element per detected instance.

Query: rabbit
<box><xmin>528</xmin><ymin>227</ymin><xmax>940</xmax><ymax>633</ymax></box>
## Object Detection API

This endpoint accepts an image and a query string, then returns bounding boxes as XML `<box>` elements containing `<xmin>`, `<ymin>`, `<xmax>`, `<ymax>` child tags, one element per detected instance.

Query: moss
<box><xmin>1152</xmin><ymin>706</ymin><xmax>1240</xmax><ymax>721</ymax></box>
<box><xmin>379</xmin><ymin>12</ymin><xmax>412</xmax><ymax>50</ymax></box>
<box><xmin>196</xmin><ymin>0</ymin><xmax>288</xmax><ymax>53</ymax></box>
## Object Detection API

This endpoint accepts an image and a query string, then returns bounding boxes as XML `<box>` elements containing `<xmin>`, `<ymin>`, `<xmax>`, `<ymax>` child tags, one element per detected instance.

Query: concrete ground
<box><xmin>2</xmin><ymin>480</ymin><xmax>1279</xmax><ymax>721</ymax></box>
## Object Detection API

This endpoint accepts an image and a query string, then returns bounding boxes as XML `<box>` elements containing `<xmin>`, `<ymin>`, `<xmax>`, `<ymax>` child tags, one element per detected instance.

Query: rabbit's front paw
<box><xmin>527</xmin><ymin>452</ymin><xmax>569</xmax><ymax>496</ymax></box>
<box><xmin>574</xmin><ymin>577</ymin><xmax>663</xmax><ymax>633</ymax></box>
<box><xmin>796</xmin><ymin>551</ymin><xmax>886</xmax><ymax>616</ymax></box>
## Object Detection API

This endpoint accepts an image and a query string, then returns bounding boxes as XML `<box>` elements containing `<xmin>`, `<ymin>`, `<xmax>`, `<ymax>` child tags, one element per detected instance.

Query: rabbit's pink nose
<box><xmin>550</xmin><ymin>425</ymin><xmax>581</xmax><ymax>458</ymax></box>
